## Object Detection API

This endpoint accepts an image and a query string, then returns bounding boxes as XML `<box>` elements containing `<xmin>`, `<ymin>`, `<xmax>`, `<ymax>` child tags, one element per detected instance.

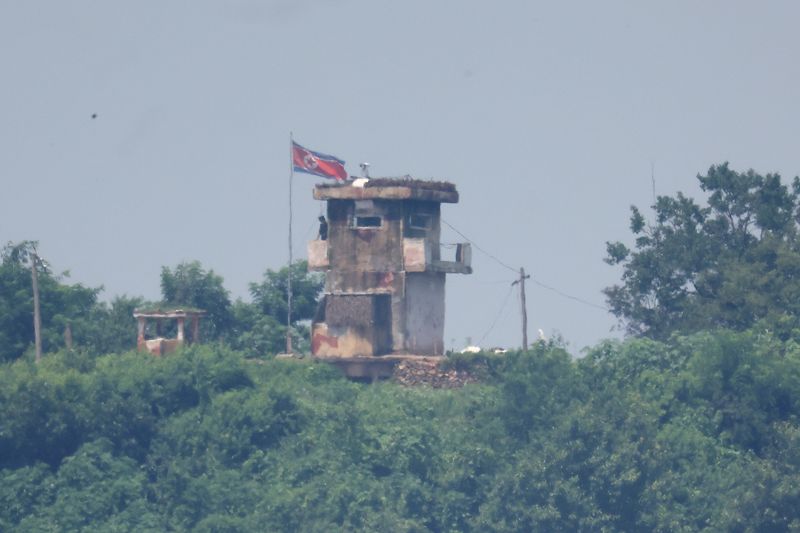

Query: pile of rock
<box><xmin>392</xmin><ymin>358</ymin><xmax>482</xmax><ymax>388</ymax></box>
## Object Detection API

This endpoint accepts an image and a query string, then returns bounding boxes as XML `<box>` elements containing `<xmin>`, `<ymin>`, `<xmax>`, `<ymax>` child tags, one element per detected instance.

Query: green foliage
<box><xmin>0</xmin><ymin>345</ymin><xmax>251</xmax><ymax>470</ymax></box>
<box><xmin>2</xmin><ymin>332</ymin><xmax>798</xmax><ymax>530</ymax></box>
<box><xmin>161</xmin><ymin>261</ymin><xmax>234</xmax><ymax>341</ymax></box>
<box><xmin>82</xmin><ymin>295</ymin><xmax>147</xmax><ymax>355</ymax></box>
<box><xmin>605</xmin><ymin>163</ymin><xmax>800</xmax><ymax>340</ymax></box>
<box><xmin>0</xmin><ymin>241</ymin><xmax>102</xmax><ymax>361</ymax></box>
<box><xmin>228</xmin><ymin>300</ymin><xmax>288</xmax><ymax>357</ymax></box>
<box><xmin>496</xmin><ymin>345</ymin><xmax>581</xmax><ymax>440</ymax></box>
<box><xmin>229</xmin><ymin>260</ymin><xmax>323</xmax><ymax>356</ymax></box>
<box><xmin>14</xmin><ymin>438</ymin><xmax>160</xmax><ymax>531</ymax></box>
<box><xmin>248</xmin><ymin>259</ymin><xmax>324</xmax><ymax>324</ymax></box>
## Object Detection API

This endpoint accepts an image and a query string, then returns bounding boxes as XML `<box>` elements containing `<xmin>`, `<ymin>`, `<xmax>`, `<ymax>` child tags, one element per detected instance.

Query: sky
<box><xmin>2</xmin><ymin>1</ymin><xmax>799</xmax><ymax>354</ymax></box>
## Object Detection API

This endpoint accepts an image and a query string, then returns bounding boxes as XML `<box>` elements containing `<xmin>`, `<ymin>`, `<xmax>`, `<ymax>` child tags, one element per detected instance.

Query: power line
<box><xmin>478</xmin><ymin>283</ymin><xmax>515</xmax><ymax>345</ymax></box>
<box><xmin>441</xmin><ymin>218</ymin><xmax>519</xmax><ymax>274</ymax></box>
<box><xmin>441</xmin><ymin>217</ymin><xmax>609</xmax><ymax>313</ymax></box>
<box><xmin>532</xmin><ymin>278</ymin><xmax>609</xmax><ymax>311</ymax></box>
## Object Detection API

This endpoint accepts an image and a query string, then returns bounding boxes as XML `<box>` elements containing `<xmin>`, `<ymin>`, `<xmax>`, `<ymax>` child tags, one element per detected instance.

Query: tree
<box><xmin>160</xmin><ymin>261</ymin><xmax>233</xmax><ymax>341</ymax></box>
<box><xmin>228</xmin><ymin>301</ymin><xmax>286</xmax><ymax>357</ymax></box>
<box><xmin>0</xmin><ymin>241</ymin><xmax>100</xmax><ymax>361</ymax></box>
<box><xmin>82</xmin><ymin>295</ymin><xmax>147</xmax><ymax>355</ymax></box>
<box><xmin>604</xmin><ymin>163</ymin><xmax>800</xmax><ymax>340</ymax></box>
<box><xmin>229</xmin><ymin>261</ymin><xmax>323</xmax><ymax>356</ymax></box>
<box><xmin>248</xmin><ymin>260</ymin><xmax>323</xmax><ymax>324</ymax></box>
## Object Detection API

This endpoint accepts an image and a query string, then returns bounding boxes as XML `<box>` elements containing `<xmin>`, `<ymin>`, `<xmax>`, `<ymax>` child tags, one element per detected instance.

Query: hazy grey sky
<box><xmin>2</xmin><ymin>1</ymin><xmax>799</xmax><ymax>353</ymax></box>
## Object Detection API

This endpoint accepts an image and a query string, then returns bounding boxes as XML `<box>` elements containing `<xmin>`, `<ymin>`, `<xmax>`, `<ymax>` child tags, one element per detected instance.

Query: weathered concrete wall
<box><xmin>403</xmin><ymin>239</ymin><xmax>428</xmax><ymax>272</ymax></box>
<box><xmin>312</xmin><ymin>323</ymin><xmax>376</xmax><ymax>357</ymax></box>
<box><xmin>390</xmin><ymin>290</ymin><xmax>406</xmax><ymax>353</ymax></box>
<box><xmin>404</xmin><ymin>272</ymin><xmax>446</xmax><ymax>354</ymax></box>
<box><xmin>325</xmin><ymin>271</ymin><xmax>404</xmax><ymax>296</ymax></box>
<box><xmin>310</xmin><ymin>294</ymin><xmax>392</xmax><ymax>356</ymax></box>
<box><xmin>307</xmin><ymin>239</ymin><xmax>329</xmax><ymax>271</ymax></box>
<box><xmin>328</xmin><ymin>200</ymin><xmax>404</xmax><ymax>273</ymax></box>
<box><xmin>320</xmin><ymin>272</ymin><xmax>409</xmax><ymax>355</ymax></box>
<box><xmin>142</xmin><ymin>338</ymin><xmax>183</xmax><ymax>356</ymax></box>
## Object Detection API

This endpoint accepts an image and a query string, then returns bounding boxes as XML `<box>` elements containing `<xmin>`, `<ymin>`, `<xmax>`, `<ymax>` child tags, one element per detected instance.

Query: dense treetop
<box><xmin>605</xmin><ymin>163</ymin><xmax>800</xmax><ymax>340</ymax></box>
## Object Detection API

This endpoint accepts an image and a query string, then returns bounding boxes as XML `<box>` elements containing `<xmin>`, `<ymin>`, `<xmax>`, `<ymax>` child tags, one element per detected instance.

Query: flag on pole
<box><xmin>292</xmin><ymin>141</ymin><xmax>347</xmax><ymax>180</ymax></box>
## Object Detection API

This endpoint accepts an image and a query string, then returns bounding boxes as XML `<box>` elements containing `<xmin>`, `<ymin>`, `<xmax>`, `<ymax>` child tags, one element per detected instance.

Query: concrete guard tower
<box><xmin>307</xmin><ymin>178</ymin><xmax>472</xmax><ymax>374</ymax></box>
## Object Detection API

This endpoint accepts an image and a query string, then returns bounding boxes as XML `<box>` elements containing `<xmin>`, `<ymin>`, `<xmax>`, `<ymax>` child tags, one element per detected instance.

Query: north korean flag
<box><xmin>292</xmin><ymin>141</ymin><xmax>347</xmax><ymax>180</ymax></box>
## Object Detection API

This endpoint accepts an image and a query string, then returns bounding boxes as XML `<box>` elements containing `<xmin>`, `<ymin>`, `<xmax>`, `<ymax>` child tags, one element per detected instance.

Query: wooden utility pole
<box><xmin>30</xmin><ymin>252</ymin><xmax>42</xmax><ymax>363</ymax></box>
<box><xmin>512</xmin><ymin>267</ymin><xmax>531</xmax><ymax>350</ymax></box>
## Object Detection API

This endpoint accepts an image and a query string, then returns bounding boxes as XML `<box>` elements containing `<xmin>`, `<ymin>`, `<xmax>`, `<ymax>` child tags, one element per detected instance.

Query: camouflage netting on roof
<box><xmin>317</xmin><ymin>177</ymin><xmax>456</xmax><ymax>192</ymax></box>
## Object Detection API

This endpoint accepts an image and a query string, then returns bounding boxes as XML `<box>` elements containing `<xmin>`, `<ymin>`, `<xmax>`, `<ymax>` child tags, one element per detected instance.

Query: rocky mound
<box><xmin>392</xmin><ymin>358</ymin><xmax>482</xmax><ymax>388</ymax></box>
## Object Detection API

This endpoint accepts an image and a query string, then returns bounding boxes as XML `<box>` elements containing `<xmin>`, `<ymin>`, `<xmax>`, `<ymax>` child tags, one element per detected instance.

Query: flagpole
<box><xmin>286</xmin><ymin>132</ymin><xmax>294</xmax><ymax>354</ymax></box>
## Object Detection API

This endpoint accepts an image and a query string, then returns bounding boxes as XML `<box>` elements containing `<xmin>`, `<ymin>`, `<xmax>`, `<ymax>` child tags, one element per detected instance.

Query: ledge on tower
<box><xmin>314</xmin><ymin>177</ymin><xmax>459</xmax><ymax>203</ymax></box>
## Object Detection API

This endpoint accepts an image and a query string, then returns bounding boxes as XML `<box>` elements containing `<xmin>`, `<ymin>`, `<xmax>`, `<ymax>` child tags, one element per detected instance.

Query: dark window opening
<box><xmin>408</xmin><ymin>214</ymin><xmax>432</xmax><ymax>230</ymax></box>
<box><xmin>353</xmin><ymin>216</ymin><xmax>382</xmax><ymax>228</ymax></box>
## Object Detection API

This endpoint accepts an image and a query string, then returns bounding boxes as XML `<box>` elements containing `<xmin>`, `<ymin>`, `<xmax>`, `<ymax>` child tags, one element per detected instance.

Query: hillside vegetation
<box><xmin>1</xmin><ymin>334</ymin><xmax>800</xmax><ymax>531</ymax></box>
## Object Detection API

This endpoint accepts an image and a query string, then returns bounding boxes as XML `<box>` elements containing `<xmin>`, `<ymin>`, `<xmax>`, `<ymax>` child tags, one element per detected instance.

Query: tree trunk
<box><xmin>31</xmin><ymin>259</ymin><xmax>42</xmax><ymax>363</ymax></box>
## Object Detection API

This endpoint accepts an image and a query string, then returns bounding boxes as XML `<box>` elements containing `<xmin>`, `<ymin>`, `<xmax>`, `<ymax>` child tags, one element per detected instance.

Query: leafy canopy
<box><xmin>160</xmin><ymin>261</ymin><xmax>234</xmax><ymax>340</ymax></box>
<box><xmin>0</xmin><ymin>241</ymin><xmax>101</xmax><ymax>361</ymax></box>
<box><xmin>604</xmin><ymin>163</ymin><xmax>800</xmax><ymax>339</ymax></box>
<box><xmin>229</xmin><ymin>260</ymin><xmax>324</xmax><ymax>356</ymax></box>
<box><xmin>3</xmin><ymin>333</ymin><xmax>800</xmax><ymax>531</ymax></box>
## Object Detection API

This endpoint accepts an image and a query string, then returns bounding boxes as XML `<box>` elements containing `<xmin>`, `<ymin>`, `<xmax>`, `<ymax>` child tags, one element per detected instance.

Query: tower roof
<box><xmin>314</xmin><ymin>178</ymin><xmax>458</xmax><ymax>203</ymax></box>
